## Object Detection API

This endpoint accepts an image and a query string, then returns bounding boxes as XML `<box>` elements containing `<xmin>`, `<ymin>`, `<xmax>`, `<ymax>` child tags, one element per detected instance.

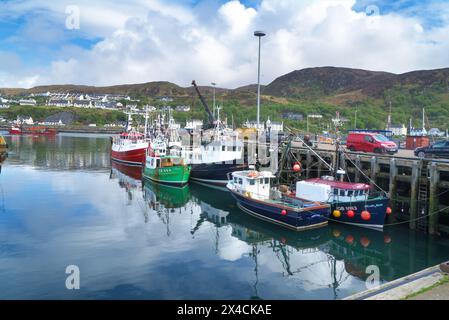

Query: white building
<box><xmin>47</xmin><ymin>99</ymin><xmax>72</xmax><ymax>107</ymax></box>
<box><xmin>176</xmin><ymin>105</ymin><xmax>190</xmax><ymax>112</ymax></box>
<box><xmin>185</xmin><ymin>119</ymin><xmax>203</xmax><ymax>130</ymax></box>
<box><xmin>244</xmin><ymin>120</ymin><xmax>264</xmax><ymax>130</ymax></box>
<box><xmin>15</xmin><ymin>116</ymin><xmax>34</xmax><ymax>125</ymax></box>
<box><xmin>266</xmin><ymin>118</ymin><xmax>284</xmax><ymax>132</ymax></box>
<box><xmin>388</xmin><ymin>124</ymin><xmax>408</xmax><ymax>136</ymax></box>
<box><xmin>19</xmin><ymin>99</ymin><xmax>37</xmax><ymax>106</ymax></box>
<box><xmin>73</xmin><ymin>100</ymin><xmax>93</xmax><ymax>108</ymax></box>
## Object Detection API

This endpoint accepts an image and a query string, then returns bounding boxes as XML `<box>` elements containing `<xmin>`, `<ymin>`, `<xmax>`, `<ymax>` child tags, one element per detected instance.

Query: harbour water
<box><xmin>1</xmin><ymin>133</ymin><xmax>449</xmax><ymax>300</ymax></box>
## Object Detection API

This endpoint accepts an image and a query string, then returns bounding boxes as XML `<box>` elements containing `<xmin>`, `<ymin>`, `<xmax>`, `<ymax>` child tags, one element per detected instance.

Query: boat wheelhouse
<box><xmin>177</xmin><ymin>107</ymin><xmax>247</xmax><ymax>187</ymax></box>
<box><xmin>111</xmin><ymin>131</ymin><xmax>149</xmax><ymax>166</ymax></box>
<box><xmin>227</xmin><ymin>171</ymin><xmax>330</xmax><ymax>231</ymax></box>
<box><xmin>143</xmin><ymin>138</ymin><xmax>191</xmax><ymax>187</ymax></box>
<box><xmin>180</xmin><ymin>132</ymin><xmax>246</xmax><ymax>186</ymax></box>
<box><xmin>296</xmin><ymin>177</ymin><xmax>390</xmax><ymax>230</ymax></box>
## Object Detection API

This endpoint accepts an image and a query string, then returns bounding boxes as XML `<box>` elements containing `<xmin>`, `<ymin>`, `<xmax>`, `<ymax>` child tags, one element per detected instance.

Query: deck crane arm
<box><xmin>191</xmin><ymin>80</ymin><xmax>215</xmax><ymax>128</ymax></box>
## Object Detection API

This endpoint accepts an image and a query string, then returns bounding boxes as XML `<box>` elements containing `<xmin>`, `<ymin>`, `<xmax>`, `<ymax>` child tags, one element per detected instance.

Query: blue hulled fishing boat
<box><xmin>227</xmin><ymin>171</ymin><xmax>331</xmax><ymax>231</ymax></box>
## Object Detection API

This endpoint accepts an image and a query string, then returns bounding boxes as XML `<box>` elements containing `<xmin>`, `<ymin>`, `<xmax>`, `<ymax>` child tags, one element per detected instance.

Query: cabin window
<box><xmin>249</xmin><ymin>179</ymin><xmax>255</xmax><ymax>186</ymax></box>
<box><xmin>238</xmin><ymin>178</ymin><xmax>243</xmax><ymax>185</ymax></box>
<box><xmin>234</xmin><ymin>177</ymin><xmax>238</xmax><ymax>183</ymax></box>
<box><xmin>339</xmin><ymin>190</ymin><xmax>346</xmax><ymax>197</ymax></box>
<box><xmin>265</xmin><ymin>178</ymin><xmax>269</xmax><ymax>184</ymax></box>
<box><xmin>222</xmin><ymin>146</ymin><xmax>226</xmax><ymax>151</ymax></box>
<box><xmin>348</xmin><ymin>190</ymin><xmax>354</xmax><ymax>197</ymax></box>
<box><xmin>259</xmin><ymin>178</ymin><xmax>264</xmax><ymax>184</ymax></box>
<box><xmin>333</xmin><ymin>189</ymin><xmax>338</xmax><ymax>196</ymax></box>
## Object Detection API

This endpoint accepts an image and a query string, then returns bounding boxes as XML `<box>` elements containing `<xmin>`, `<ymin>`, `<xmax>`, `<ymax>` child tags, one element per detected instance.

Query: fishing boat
<box><xmin>180</xmin><ymin>108</ymin><xmax>247</xmax><ymax>187</ymax></box>
<box><xmin>288</xmin><ymin>113</ymin><xmax>391</xmax><ymax>230</ymax></box>
<box><xmin>110</xmin><ymin>114</ymin><xmax>149</xmax><ymax>166</ymax></box>
<box><xmin>296</xmin><ymin>177</ymin><xmax>390</xmax><ymax>230</ymax></box>
<box><xmin>143</xmin><ymin>138</ymin><xmax>191</xmax><ymax>187</ymax></box>
<box><xmin>111</xmin><ymin>131</ymin><xmax>148</xmax><ymax>166</ymax></box>
<box><xmin>9</xmin><ymin>126</ymin><xmax>22</xmax><ymax>135</ymax></box>
<box><xmin>9</xmin><ymin>126</ymin><xmax>57</xmax><ymax>136</ymax></box>
<box><xmin>227</xmin><ymin>170</ymin><xmax>331</xmax><ymax>231</ymax></box>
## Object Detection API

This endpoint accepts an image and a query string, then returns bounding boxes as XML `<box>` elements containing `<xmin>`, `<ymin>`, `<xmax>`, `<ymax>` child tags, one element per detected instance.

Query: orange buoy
<box><xmin>347</xmin><ymin>210</ymin><xmax>355</xmax><ymax>218</ymax></box>
<box><xmin>361</xmin><ymin>210</ymin><xmax>371</xmax><ymax>221</ymax></box>
<box><xmin>386</xmin><ymin>207</ymin><xmax>392</xmax><ymax>215</ymax></box>
<box><xmin>281</xmin><ymin>209</ymin><xmax>287</xmax><ymax>216</ymax></box>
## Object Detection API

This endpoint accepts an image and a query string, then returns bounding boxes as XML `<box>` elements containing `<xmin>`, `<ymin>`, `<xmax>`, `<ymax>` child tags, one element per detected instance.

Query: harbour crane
<box><xmin>191</xmin><ymin>80</ymin><xmax>216</xmax><ymax>129</ymax></box>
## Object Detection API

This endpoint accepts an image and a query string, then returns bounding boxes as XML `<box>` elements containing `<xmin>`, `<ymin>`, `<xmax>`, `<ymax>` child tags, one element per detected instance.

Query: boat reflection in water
<box><xmin>111</xmin><ymin>161</ymin><xmax>449</xmax><ymax>299</ymax></box>
<box><xmin>143</xmin><ymin>179</ymin><xmax>194</xmax><ymax>236</ymax></box>
<box><xmin>110</xmin><ymin>162</ymin><xmax>142</xmax><ymax>205</ymax></box>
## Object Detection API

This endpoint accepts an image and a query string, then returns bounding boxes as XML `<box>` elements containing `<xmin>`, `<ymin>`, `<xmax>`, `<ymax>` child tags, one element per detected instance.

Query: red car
<box><xmin>346</xmin><ymin>132</ymin><xmax>398</xmax><ymax>154</ymax></box>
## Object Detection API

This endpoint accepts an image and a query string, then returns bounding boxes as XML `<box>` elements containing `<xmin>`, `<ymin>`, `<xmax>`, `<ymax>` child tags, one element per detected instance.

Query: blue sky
<box><xmin>1</xmin><ymin>0</ymin><xmax>449</xmax><ymax>88</ymax></box>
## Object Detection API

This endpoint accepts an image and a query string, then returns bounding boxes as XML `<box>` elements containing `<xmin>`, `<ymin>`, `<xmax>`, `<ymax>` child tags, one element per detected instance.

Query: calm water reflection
<box><xmin>1</xmin><ymin>134</ymin><xmax>449</xmax><ymax>300</ymax></box>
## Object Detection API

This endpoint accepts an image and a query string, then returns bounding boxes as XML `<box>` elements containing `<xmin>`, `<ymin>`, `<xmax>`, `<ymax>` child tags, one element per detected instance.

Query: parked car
<box><xmin>346</xmin><ymin>132</ymin><xmax>398</xmax><ymax>154</ymax></box>
<box><xmin>414</xmin><ymin>140</ymin><xmax>449</xmax><ymax>159</ymax></box>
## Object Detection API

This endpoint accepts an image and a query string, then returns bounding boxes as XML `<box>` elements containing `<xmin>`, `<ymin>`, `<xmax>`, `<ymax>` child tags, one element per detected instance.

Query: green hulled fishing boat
<box><xmin>142</xmin><ymin>138</ymin><xmax>191</xmax><ymax>187</ymax></box>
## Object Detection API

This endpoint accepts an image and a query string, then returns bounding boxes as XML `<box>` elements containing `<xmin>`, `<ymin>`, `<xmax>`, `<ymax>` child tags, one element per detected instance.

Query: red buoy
<box><xmin>281</xmin><ymin>209</ymin><xmax>287</xmax><ymax>216</ymax></box>
<box><xmin>386</xmin><ymin>207</ymin><xmax>392</xmax><ymax>215</ymax></box>
<box><xmin>361</xmin><ymin>210</ymin><xmax>371</xmax><ymax>221</ymax></box>
<box><xmin>293</xmin><ymin>163</ymin><xmax>301</xmax><ymax>172</ymax></box>
<box><xmin>347</xmin><ymin>210</ymin><xmax>355</xmax><ymax>218</ymax></box>
<box><xmin>384</xmin><ymin>235</ymin><xmax>392</xmax><ymax>244</ymax></box>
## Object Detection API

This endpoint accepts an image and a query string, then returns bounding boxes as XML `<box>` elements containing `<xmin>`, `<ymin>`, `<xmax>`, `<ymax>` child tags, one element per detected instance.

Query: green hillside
<box><xmin>2</xmin><ymin>67</ymin><xmax>449</xmax><ymax>133</ymax></box>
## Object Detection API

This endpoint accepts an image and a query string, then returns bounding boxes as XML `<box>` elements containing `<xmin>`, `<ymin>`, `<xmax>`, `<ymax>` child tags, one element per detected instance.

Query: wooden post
<box><xmin>317</xmin><ymin>161</ymin><xmax>323</xmax><ymax>178</ymax></box>
<box><xmin>355</xmin><ymin>155</ymin><xmax>361</xmax><ymax>182</ymax></box>
<box><xmin>370</xmin><ymin>156</ymin><xmax>378</xmax><ymax>187</ymax></box>
<box><xmin>339</xmin><ymin>151</ymin><xmax>346</xmax><ymax>172</ymax></box>
<box><xmin>389</xmin><ymin>158</ymin><xmax>398</xmax><ymax>222</ymax></box>
<box><xmin>306</xmin><ymin>150</ymin><xmax>312</xmax><ymax>179</ymax></box>
<box><xmin>429</xmin><ymin>162</ymin><xmax>440</xmax><ymax>235</ymax></box>
<box><xmin>409</xmin><ymin>161</ymin><xmax>419</xmax><ymax>230</ymax></box>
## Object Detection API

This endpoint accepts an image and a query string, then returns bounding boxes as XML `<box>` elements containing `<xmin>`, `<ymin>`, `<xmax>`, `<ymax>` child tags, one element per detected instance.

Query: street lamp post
<box><xmin>254</xmin><ymin>31</ymin><xmax>266</xmax><ymax>130</ymax></box>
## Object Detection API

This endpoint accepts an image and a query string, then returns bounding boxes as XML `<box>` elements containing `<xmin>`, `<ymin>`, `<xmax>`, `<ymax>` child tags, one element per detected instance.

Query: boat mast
<box><xmin>144</xmin><ymin>106</ymin><xmax>148</xmax><ymax>138</ymax></box>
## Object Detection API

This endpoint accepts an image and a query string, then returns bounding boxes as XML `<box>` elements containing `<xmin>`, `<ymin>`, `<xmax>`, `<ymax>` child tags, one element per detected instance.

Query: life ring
<box><xmin>248</xmin><ymin>171</ymin><xmax>259</xmax><ymax>178</ymax></box>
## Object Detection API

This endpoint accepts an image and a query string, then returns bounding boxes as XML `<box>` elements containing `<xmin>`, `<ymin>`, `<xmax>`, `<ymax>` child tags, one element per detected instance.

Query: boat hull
<box><xmin>143</xmin><ymin>165</ymin><xmax>191</xmax><ymax>187</ymax></box>
<box><xmin>9</xmin><ymin>129</ymin><xmax>22</xmax><ymax>135</ymax></box>
<box><xmin>190</xmin><ymin>163</ymin><xmax>248</xmax><ymax>186</ymax></box>
<box><xmin>111</xmin><ymin>148</ymin><xmax>147</xmax><ymax>166</ymax></box>
<box><xmin>229</xmin><ymin>190</ymin><xmax>330</xmax><ymax>231</ymax></box>
<box><xmin>9</xmin><ymin>127</ymin><xmax>57</xmax><ymax>135</ymax></box>
<box><xmin>329</xmin><ymin>198</ymin><xmax>389</xmax><ymax>230</ymax></box>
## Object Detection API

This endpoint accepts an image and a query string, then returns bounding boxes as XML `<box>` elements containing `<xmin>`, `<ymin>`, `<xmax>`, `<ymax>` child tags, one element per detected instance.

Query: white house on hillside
<box><xmin>388</xmin><ymin>124</ymin><xmax>408</xmax><ymax>136</ymax></box>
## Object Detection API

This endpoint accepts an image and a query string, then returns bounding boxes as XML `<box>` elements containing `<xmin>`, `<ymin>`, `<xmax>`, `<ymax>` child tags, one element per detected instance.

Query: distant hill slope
<box><xmin>263</xmin><ymin>67</ymin><xmax>449</xmax><ymax>101</ymax></box>
<box><xmin>2</xmin><ymin>66</ymin><xmax>449</xmax><ymax>129</ymax></box>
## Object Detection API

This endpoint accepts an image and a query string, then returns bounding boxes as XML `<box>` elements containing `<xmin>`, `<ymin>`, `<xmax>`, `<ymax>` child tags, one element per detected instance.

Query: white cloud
<box><xmin>2</xmin><ymin>0</ymin><xmax>449</xmax><ymax>88</ymax></box>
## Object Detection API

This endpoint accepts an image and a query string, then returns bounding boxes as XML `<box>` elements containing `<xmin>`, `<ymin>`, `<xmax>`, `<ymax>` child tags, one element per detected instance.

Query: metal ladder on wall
<box><xmin>417</xmin><ymin>162</ymin><xmax>429</xmax><ymax>232</ymax></box>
